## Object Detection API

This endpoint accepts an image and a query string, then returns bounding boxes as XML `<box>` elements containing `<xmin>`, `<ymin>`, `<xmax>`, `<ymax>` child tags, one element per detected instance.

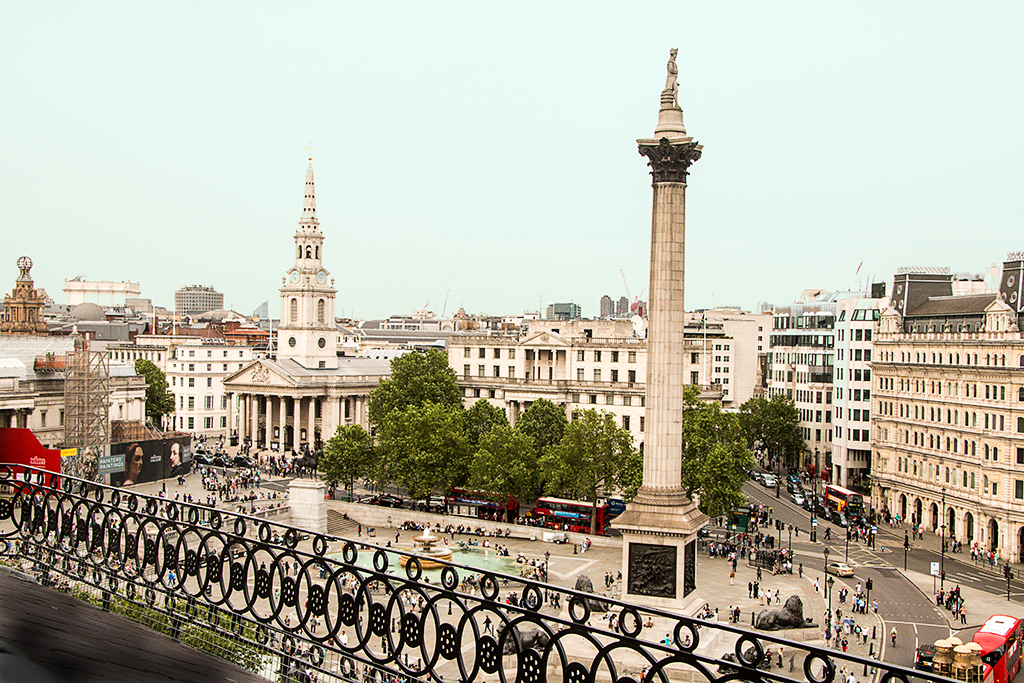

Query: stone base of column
<box><xmin>288</xmin><ymin>479</ymin><xmax>327</xmax><ymax>534</ymax></box>
<box><xmin>615</xmin><ymin>487</ymin><xmax>709</xmax><ymax>614</ymax></box>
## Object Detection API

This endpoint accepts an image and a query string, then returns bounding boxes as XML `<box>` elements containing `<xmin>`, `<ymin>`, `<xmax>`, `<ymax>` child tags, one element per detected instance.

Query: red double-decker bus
<box><xmin>823</xmin><ymin>484</ymin><xmax>864</xmax><ymax>519</ymax></box>
<box><xmin>444</xmin><ymin>489</ymin><xmax>519</xmax><ymax>522</ymax></box>
<box><xmin>532</xmin><ymin>497</ymin><xmax>610</xmax><ymax>535</ymax></box>
<box><xmin>974</xmin><ymin>615</ymin><xmax>1023</xmax><ymax>683</ymax></box>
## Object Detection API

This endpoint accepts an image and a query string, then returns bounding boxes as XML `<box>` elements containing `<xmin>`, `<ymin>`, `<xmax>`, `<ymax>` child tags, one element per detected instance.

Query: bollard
<box><xmin>751</xmin><ymin>611</ymin><xmax>755</xmax><ymax>626</ymax></box>
<box><xmin>869</xmin><ymin>643</ymin><xmax>874</xmax><ymax>656</ymax></box>
<box><xmin>872</xmin><ymin>626</ymin><xmax>876</xmax><ymax>640</ymax></box>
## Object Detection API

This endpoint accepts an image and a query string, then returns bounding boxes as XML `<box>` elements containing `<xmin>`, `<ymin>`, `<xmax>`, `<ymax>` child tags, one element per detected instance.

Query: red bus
<box><xmin>974</xmin><ymin>615</ymin><xmax>1023</xmax><ymax>683</ymax></box>
<box><xmin>444</xmin><ymin>489</ymin><xmax>519</xmax><ymax>522</ymax></box>
<box><xmin>532</xmin><ymin>497</ymin><xmax>610</xmax><ymax>535</ymax></box>
<box><xmin>823</xmin><ymin>484</ymin><xmax>864</xmax><ymax>519</ymax></box>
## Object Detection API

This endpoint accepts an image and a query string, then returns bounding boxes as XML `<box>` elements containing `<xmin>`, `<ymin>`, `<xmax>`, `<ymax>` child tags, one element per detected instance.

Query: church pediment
<box><xmin>224</xmin><ymin>360</ymin><xmax>296</xmax><ymax>388</ymax></box>
<box><xmin>520</xmin><ymin>331</ymin><xmax>570</xmax><ymax>347</ymax></box>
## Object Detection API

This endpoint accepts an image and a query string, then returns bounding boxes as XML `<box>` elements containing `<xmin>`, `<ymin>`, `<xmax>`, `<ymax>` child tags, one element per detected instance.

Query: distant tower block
<box><xmin>615</xmin><ymin>49</ymin><xmax>709</xmax><ymax>613</ymax></box>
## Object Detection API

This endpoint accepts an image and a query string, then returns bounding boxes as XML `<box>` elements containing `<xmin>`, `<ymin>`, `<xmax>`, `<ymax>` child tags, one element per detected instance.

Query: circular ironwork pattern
<box><xmin>0</xmin><ymin>465</ymin><xmax>932</xmax><ymax>683</ymax></box>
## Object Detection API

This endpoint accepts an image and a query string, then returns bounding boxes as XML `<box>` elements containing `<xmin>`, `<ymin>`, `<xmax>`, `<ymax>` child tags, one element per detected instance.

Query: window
<box><xmin>188</xmin><ymin>417</ymin><xmax>194</xmax><ymax>430</ymax></box>
<box><xmin>611</xmin><ymin>369</ymin><xmax>619</xmax><ymax>382</ymax></box>
<box><xmin>205</xmin><ymin>395</ymin><xmax>214</xmax><ymax>410</ymax></box>
<box><xmin>1017</xmin><ymin>480</ymin><xmax>1024</xmax><ymax>500</ymax></box>
<box><xmin>508</xmin><ymin>366</ymin><xmax>515</xmax><ymax>378</ymax></box>
<box><xmin>593</xmin><ymin>369</ymin><xmax>602</xmax><ymax>382</ymax></box>
<box><xmin>188</xmin><ymin>377</ymin><xmax>195</xmax><ymax>388</ymax></box>
<box><xmin>463</xmin><ymin>364</ymin><xmax>470</xmax><ymax>376</ymax></box>
<box><xmin>317</xmin><ymin>299</ymin><xmax>325</xmax><ymax>323</ymax></box>
<box><xmin>640</xmin><ymin>416</ymin><xmax>644</xmax><ymax>432</ymax></box>
<box><xmin>577</xmin><ymin>368</ymin><xmax>585</xmax><ymax>381</ymax></box>
<box><xmin>589</xmin><ymin>395</ymin><xmax>597</xmax><ymax>404</ymax></box>
<box><xmin>594</xmin><ymin>351</ymin><xmax>602</xmax><ymax>362</ymax></box>
<box><xmin>479</xmin><ymin>348</ymin><xmax>486</xmax><ymax>358</ymax></box>
<box><xmin>221</xmin><ymin>416</ymin><xmax>227</xmax><ymax>428</ymax></box>
<box><xmin>493</xmin><ymin>365</ymin><xmax>500</xmax><ymax>378</ymax></box>
<box><xmin>188</xmin><ymin>396</ymin><xmax>195</xmax><ymax>410</ymax></box>
<box><xmin>188</xmin><ymin>363</ymin><xmax>194</xmax><ymax>371</ymax></box>
<box><xmin>509</xmin><ymin>349</ymin><xmax>516</xmax><ymax>359</ymax></box>
<box><xmin>493</xmin><ymin>348</ymin><xmax>501</xmax><ymax>359</ymax></box>
<box><xmin>207</xmin><ymin>377</ymin><xmax>213</xmax><ymax>387</ymax></box>
<box><xmin>223</xmin><ymin>364</ymin><xmax>228</xmax><ymax>371</ymax></box>
<box><xmin>290</xmin><ymin>298</ymin><xmax>298</xmax><ymax>322</ymax></box>
<box><xmin>578</xmin><ymin>350</ymin><xmax>585</xmax><ymax>361</ymax></box>
<box><xmin>478</xmin><ymin>365</ymin><xmax>484</xmax><ymax>377</ymax></box>
<box><xmin>628</xmin><ymin>351</ymin><xmax>637</xmax><ymax>363</ymax></box>
<box><xmin>622</xmin><ymin>415</ymin><xmax>630</xmax><ymax>430</ymax></box>
<box><xmin>611</xmin><ymin>351</ymin><xmax>619</xmax><ymax>362</ymax></box>
<box><xmin>606</xmin><ymin>395</ymin><xmax>614</xmax><ymax>405</ymax></box>
<box><xmin>464</xmin><ymin>347</ymin><xmax>471</xmax><ymax>357</ymax></box>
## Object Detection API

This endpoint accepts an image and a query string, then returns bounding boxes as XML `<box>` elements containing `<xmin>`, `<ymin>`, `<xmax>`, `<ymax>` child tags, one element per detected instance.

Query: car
<box><xmin>193</xmin><ymin>452</ymin><xmax>214</xmax><ymax>466</ymax></box>
<box><xmin>787</xmin><ymin>474</ymin><xmax>801</xmax><ymax>485</ymax></box>
<box><xmin>826</xmin><ymin>562</ymin><xmax>855</xmax><ymax>577</ymax></box>
<box><xmin>368</xmin><ymin>494</ymin><xmax>403</xmax><ymax>508</ymax></box>
<box><xmin>212</xmin><ymin>455</ymin><xmax>230</xmax><ymax>468</ymax></box>
<box><xmin>833</xmin><ymin>512</ymin><xmax>850</xmax><ymax>528</ymax></box>
<box><xmin>791</xmin><ymin>492</ymin><xmax>806</xmax><ymax>506</ymax></box>
<box><xmin>761</xmin><ymin>474</ymin><xmax>778</xmax><ymax>488</ymax></box>
<box><xmin>915</xmin><ymin>644</ymin><xmax>936</xmax><ymax>672</ymax></box>
<box><xmin>232</xmin><ymin>455</ymin><xmax>253</xmax><ymax>469</ymax></box>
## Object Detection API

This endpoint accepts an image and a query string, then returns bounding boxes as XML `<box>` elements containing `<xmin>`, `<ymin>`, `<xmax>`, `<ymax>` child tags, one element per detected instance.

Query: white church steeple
<box><xmin>277</xmin><ymin>150</ymin><xmax>338</xmax><ymax>370</ymax></box>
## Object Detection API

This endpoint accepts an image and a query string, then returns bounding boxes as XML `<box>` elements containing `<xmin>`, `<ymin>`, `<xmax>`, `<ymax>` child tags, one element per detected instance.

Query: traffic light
<box><xmin>866</xmin><ymin>578</ymin><xmax>873</xmax><ymax>591</ymax></box>
<box><xmin>941</xmin><ymin>570</ymin><xmax>946</xmax><ymax>581</ymax></box>
<box><xmin>904</xmin><ymin>535</ymin><xmax>910</xmax><ymax>549</ymax></box>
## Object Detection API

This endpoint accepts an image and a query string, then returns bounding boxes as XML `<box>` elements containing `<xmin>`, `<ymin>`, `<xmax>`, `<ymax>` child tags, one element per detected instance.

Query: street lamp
<box><xmin>544</xmin><ymin>551</ymin><xmax>550</xmax><ymax>584</ymax></box>
<box><xmin>940</xmin><ymin>487</ymin><xmax>947</xmax><ymax>593</ymax></box>
<box><xmin>826</xmin><ymin>576</ymin><xmax>835</xmax><ymax>620</ymax></box>
<box><xmin>845</xmin><ymin>527</ymin><xmax>850</xmax><ymax>562</ymax></box>
<box><xmin>823</xmin><ymin>546</ymin><xmax>830</xmax><ymax>573</ymax></box>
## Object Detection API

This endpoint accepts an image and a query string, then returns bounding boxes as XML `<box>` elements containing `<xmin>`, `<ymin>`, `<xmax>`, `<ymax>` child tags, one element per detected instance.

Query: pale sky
<box><xmin>2</xmin><ymin>2</ymin><xmax>1022</xmax><ymax>320</ymax></box>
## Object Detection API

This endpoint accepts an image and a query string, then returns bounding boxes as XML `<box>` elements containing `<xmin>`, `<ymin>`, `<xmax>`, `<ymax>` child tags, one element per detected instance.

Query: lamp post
<box><xmin>940</xmin><ymin>487</ymin><xmax>946</xmax><ymax>593</ymax></box>
<box><xmin>823</xmin><ymin>546</ymin><xmax>830</xmax><ymax>574</ymax></box>
<box><xmin>904</xmin><ymin>532</ymin><xmax>910</xmax><ymax>570</ymax></box>
<box><xmin>776</xmin><ymin>453</ymin><xmax>781</xmax><ymax>499</ymax></box>
<box><xmin>826</xmin><ymin>576</ymin><xmax>835</xmax><ymax>620</ymax></box>
<box><xmin>845</xmin><ymin>527</ymin><xmax>850</xmax><ymax>562</ymax></box>
<box><xmin>544</xmin><ymin>551</ymin><xmax>550</xmax><ymax>584</ymax></box>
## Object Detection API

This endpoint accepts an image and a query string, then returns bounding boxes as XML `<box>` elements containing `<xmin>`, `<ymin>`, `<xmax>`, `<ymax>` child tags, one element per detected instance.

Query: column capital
<box><xmin>638</xmin><ymin>137</ymin><xmax>702</xmax><ymax>184</ymax></box>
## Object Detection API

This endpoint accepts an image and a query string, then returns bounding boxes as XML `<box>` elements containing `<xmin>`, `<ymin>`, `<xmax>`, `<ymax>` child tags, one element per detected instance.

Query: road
<box><xmin>743</xmin><ymin>478</ymin><xmax>952</xmax><ymax>667</ymax></box>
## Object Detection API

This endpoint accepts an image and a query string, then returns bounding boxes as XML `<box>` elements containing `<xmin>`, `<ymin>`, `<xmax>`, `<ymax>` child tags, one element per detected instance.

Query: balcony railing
<box><xmin>0</xmin><ymin>465</ymin><xmax>943</xmax><ymax>683</ymax></box>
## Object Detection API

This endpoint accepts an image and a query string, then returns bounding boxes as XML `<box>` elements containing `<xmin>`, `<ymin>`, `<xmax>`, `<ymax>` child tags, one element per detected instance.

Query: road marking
<box><xmin>559</xmin><ymin>559</ymin><xmax>597</xmax><ymax>580</ymax></box>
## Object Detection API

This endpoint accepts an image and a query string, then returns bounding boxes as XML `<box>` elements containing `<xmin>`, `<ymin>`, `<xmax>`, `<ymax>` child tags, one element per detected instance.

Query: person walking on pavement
<box><xmin>748</xmin><ymin>581</ymin><xmax>753</xmax><ymax>598</ymax></box>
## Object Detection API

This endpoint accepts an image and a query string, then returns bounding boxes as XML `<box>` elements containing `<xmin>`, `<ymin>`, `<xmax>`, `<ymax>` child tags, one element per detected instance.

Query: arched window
<box><xmin>1001</xmin><ymin>386</ymin><xmax>1006</xmax><ymax>400</ymax></box>
<box><xmin>1018</xmin><ymin>387</ymin><xmax>1024</xmax><ymax>402</ymax></box>
<box><xmin>1018</xmin><ymin>417</ymin><xmax>1024</xmax><ymax>433</ymax></box>
<box><xmin>298</xmin><ymin>245</ymin><xmax>302</xmax><ymax>259</ymax></box>
<box><xmin>305</xmin><ymin>246</ymin><xmax>312</xmax><ymax>259</ymax></box>
<box><xmin>315</xmin><ymin>246</ymin><xmax>319</xmax><ymax>259</ymax></box>
<box><xmin>290</xmin><ymin>298</ymin><xmax>298</xmax><ymax>322</ymax></box>
<box><xmin>317</xmin><ymin>299</ymin><xmax>325</xmax><ymax>323</ymax></box>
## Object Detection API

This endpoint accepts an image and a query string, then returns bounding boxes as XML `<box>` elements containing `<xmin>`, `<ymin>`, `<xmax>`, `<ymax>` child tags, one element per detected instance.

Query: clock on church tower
<box><xmin>276</xmin><ymin>160</ymin><xmax>338</xmax><ymax>370</ymax></box>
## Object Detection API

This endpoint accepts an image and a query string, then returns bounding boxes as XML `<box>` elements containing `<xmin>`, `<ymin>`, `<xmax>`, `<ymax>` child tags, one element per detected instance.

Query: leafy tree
<box><xmin>319</xmin><ymin>425</ymin><xmax>374</xmax><ymax>499</ymax></box>
<box><xmin>374</xmin><ymin>402</ymin><xmax>470</xmax><ymax>499</ymax></box>
<box><xmin>679</xmin><ymin>385</ymin><xmax>756</xmax><ymax>518</ymax></box>
<box><xmin>465</xmin><ymin>399</ymin><xmax>509</xmax><ymax>451</ymax></box>
<box><xmin>368</xmin><ymin>349</ymin><xmax>462</xmax><ymax>427</ymax></box>
<box><xmin>134</xmin><ymin>359</ymin><xmax>174</xmax><ymax>424</ymax></box>
<box><xmin>515</xmin><ymin>398</ymin><xmax>568</xmax><ymax>457</ymax></box>
<box><xmin>738</xmin><ymin>394</ymin><xmax>804</xmax><ymax>468</ymax></box>
<box><xmin>469</xmin><ymin>424</ymin><xmax>537</xmax><ymax>505</ymax></box>
<box><xmin>540</xmin><ymin>409</ymin><xmax>637</xmax><ymax>534</ymax></box>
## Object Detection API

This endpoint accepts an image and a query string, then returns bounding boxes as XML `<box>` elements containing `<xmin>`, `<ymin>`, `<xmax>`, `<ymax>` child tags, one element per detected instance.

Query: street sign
<box><xmin>812</xmin><ymin>519</ymin><xmax>818</xmax><ymax>527</ymax></box>
<box><xmin>930</xmin><ymin>562</ymin><xmax>940</xmax><ymax>577</ymax></box>
<box><xmin>872</xmin><ymin>526</ymin><xmax>877</xmax><ymax>533</ymax></box>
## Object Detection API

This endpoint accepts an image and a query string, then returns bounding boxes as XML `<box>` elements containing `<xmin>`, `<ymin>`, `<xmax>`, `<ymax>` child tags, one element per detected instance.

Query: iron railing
<box><xmin>0</xmin><ymin>465</ymin><xmax>946</xmax><ymax>683</ymax></box>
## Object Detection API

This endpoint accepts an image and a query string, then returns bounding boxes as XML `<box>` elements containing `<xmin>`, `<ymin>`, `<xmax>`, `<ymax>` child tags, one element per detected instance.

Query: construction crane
<box><xmin>620</xmin><ymin>270</ymin><xmax>643</xmax><ymax>315</ymax></box>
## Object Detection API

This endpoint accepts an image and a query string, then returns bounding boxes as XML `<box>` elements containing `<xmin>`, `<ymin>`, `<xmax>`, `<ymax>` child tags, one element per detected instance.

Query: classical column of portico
<box><xmin>250</xmin><ymin>395</ymin><xmax>258</xmax><ymax>445</ymax></box>
<box><xmin>615</xmin><ymin>48</ymin><xmax>709</xmax><ymax>613</ymax></box>
<box><xmin>326</xmin><ymin>395</ymin><xmax>338</xmax><ymax>440</ymax></box>
<box><xmin>278</xmin><ymin>396</ymin><xmax>287</xmax><ymax>449</ymax></box>
<box><xmin>263</xmin><ymin>395</ymin><xmax>272</xmax><ymax>450</ymax></box>
<box><xmin>290</xmin><ymin>398</ymin><xmax>298</xmax><ymax>452</ymax></box>
<box><xmin>226</xmin><ymin>392</ymin><xmax>234</xmax><ymax>439</ymax></box>
<box><xmin>307</xmin><ymin>397</ymin><xmax>316</xmax><ymax>447</ymax></box>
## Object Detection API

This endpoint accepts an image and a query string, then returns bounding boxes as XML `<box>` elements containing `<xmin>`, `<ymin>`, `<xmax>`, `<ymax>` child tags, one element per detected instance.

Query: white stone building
<box><xmin>63</xmin><ymin>278</ymin><xmax>141</xmax><ymax>307</ymax></box>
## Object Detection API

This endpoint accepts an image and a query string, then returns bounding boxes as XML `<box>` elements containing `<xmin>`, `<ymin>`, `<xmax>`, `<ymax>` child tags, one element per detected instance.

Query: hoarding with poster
<box><xmin>0</xmin><ymin>428</ymin><xmax>62</xmax><ymax>479</ymax></box>
<box><xmin>108</xmin><ymin>436</ymin><xmax>192</xmax><ymax>487</ymax></box>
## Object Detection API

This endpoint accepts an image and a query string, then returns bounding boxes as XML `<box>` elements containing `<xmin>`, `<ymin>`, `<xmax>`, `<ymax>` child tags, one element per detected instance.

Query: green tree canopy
<box><xmin>468</xmin><ymin>424</ymin><xmax>538</xmax><ymax>505</ymax></box>
<box><xmin>679</xmin><ymin>385</ymin><xmax>756</xmax><ymax>518</ymax></box>
<box><xmin>368</xmin><ymin>349</ymin><xmax>462</xmax><ymax>427</ymax></box>
<box><xmin>738</xmin><ymin>394</ymin><xmax>804</xmax><ymax>466</ymax></box>
<box><xmin>515</xmin><ymin>398</ymin><xmax>568</xmax><ymax>457</ymax></box>
<box><xmin>134</xmin><ymin>359</ymin><xmax>174</xmax><ymax>424</ymax></box>
<box><xmin>374</xmin><ymin>402</ymin><xmax>470</xmax><ymax>499</ymax></box>
<box><xmin>540</xmin><ymin>409</ymin><xmax>637</xmax><ymax>534</ymax></box>
<box><xmin>319</xmin><ymin>424</ymin><xmax>374</xmax><ymax>497</ymax></box>
<box><xmin>465</xmin><ymin>399</ymin><xmax>509</xmax><ymax>452</ymax></box>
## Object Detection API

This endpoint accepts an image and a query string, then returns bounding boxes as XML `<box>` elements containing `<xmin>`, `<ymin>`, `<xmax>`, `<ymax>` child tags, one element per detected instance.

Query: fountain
<box><xmin>399</xmin><ymin>526</ymin><xmax>453</xmax><ymax>570</ymax></box>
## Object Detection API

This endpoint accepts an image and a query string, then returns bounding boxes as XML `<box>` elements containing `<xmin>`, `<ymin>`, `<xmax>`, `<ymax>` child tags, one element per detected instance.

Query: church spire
<box><xmin>300</xmin><ymin>144</ymin><xmax>319</xmax><ymax>232</ymax></box>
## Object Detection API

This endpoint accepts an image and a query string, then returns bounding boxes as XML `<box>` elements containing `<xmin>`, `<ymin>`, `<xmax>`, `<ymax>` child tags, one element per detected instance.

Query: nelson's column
<box><xmin>615</xmin><ymin>49</ymin><xmax>709</xmax><ymax>612</ymax></box>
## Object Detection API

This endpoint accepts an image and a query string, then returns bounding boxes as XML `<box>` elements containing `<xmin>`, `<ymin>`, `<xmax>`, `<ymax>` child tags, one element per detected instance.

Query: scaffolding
<box><xmin>63</xmin><ymin>335</ymin><xmax>110</xmax><ymax>450</ymax></box>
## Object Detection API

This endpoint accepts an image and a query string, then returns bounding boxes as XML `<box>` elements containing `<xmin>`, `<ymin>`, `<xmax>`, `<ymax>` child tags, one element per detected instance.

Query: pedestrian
<box><xmin>961</xmin><ymin>605</ymin><xmax>967</xmax><ymax>625</ymax></box>
<box><xmin>814</xmin><ymin>578</ymin><xmax>820</xmax><ymax>593</ymax></box>
<box><xmin>748</xmin><ymin>581</ymin><xmax>753</xmax><ymax>598</ymax></box>
<box><xmin>730</xmin><ymin>570</ymin><xmax>735</xmax><ymax>586</ymax></box>
<box><xmin>798</xmin><ymin>563</ymin><xmax>803</xmax><ymax>578</ymax></box>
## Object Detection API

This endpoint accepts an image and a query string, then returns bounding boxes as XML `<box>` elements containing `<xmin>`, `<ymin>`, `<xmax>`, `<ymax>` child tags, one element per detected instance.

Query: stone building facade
<box><xmin>1</xmin><ymin>257</ymin><xmax>48</xmax><ymax>336</ymax></box>
<box><xmin>872</xmin><ymin>257</ymin><xmax>1024</xmax><ymax>562</ymax></box>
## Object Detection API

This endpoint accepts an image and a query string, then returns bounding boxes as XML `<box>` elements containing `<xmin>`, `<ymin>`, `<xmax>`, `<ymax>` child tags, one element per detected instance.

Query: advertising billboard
<box><xmin>108</xmin><ymin>436</ymin><xmax>192</xmax><ymax>487</ymax></box>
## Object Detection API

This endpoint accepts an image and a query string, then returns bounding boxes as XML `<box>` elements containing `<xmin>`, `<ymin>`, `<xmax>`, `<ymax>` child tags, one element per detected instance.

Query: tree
<box><xmin>465</xmin><ymin>399</ymin><xmax>509</xmax><ymax>451</ymax></box>
<box><xmin>540</xmin><ymin>409</ymin><xmax>637</xmax><ymax>534</ymax></box>
<box><xmin>367</xmin><ymin>349</ymin><xmax>462</xmax><ymax>427</ymax></box>
<box><xmin>374</xmin><ymin>402</ymin><xmax>470</xmax><ymax>499</ymax></box>
<box><xmin>319</xmin><ymin>425</ymin><xmax>374</xmax><ymax>499</ymax></box>
<box><xmin>134</xmin><ymin>359</ymin><xmax>174</xmax><ymax>425</ymax></box>
<box><xmin>516</xmin><ymin>398</ymin><xmax>568</xmax><ymax>457</ymax></box>
<box><xmin>469</xmin><ymin>424</ymin><xmax>538</xmax><ymax>505</ymax></box>
<box><xmin>679</xmin><ymin>385</ymin><xmax>755</xmax><ymax>518</ymax></box>
<box><xmin>739</xmin><ymin>394</ymin><xmax>804</xmax><ymax>468</ymax></box>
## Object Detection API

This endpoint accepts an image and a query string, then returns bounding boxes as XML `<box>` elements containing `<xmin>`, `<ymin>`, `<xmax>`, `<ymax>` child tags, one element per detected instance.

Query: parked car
<box><xmin>212</xmin><ymin>455</ymin><xmax>230</xmax><ymax>468</ymax></box>
<box><xmin>368</xmin><ymin>494</ymin><xmax>403</xmax><ymax>508</ymax></box>
<box><xmin>232</xmin><ymin>455</ymin><xmax>253</xmax><ymax>469</ymax></box>
<box><xmin>826</xmin><ymin>562</ymin><xmax>855</xmax><ymax>577</ymax></box>
<box><xmin>193</xmin><ymin>452</ymin><xmax>214</xmax><ymax>466</ymax></box>
<box><xmin>915</xmin><ymin>644</ymin><xmax>936</xmax><ymax>672</ymax></box>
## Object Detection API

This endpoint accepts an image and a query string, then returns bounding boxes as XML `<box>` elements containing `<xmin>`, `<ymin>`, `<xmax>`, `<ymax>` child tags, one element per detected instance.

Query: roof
<box><xmin>907</xmin><ymin>293</ymin><xmax>997</xmax><ymax>317</ymax></box>
<box><xmin>0</xmin><ymin>337</ymin><xmax>74</xmax><ymax>380</ymax></box>
<box><xmin>70</xmin><ymin>301</ymin><xmax>107</xmax><ymax>321</ymax></box>
<box><xmin>269</xmin><ymin>356</ymin><xmax>392</xmax><ymax>378</ymax></box>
